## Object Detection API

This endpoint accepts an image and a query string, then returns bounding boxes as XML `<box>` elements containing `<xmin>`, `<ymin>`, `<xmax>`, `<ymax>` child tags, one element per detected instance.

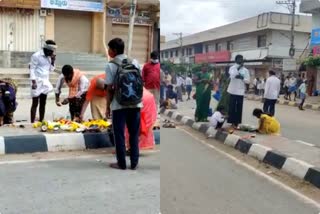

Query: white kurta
<box><xmin>29</xmin><ymin>50</ymin><xmax>54</xmax><ymax>97</ymax></box>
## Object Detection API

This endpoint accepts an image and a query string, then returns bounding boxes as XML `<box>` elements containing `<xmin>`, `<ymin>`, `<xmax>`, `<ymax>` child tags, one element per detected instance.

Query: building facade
<box><xmin>0</xmin><ymin>0</ymin><xmax>160</xmax><ymax>68</ymax></box>
<box><xmin>300</xmin><ymin>0</ymin><xmax>320</xmax><ymax>93</ymax></box>
<box><xmin>161</xmin><ymin>12</ymin><xmax>312</xmax><ymax>79</ymax></box>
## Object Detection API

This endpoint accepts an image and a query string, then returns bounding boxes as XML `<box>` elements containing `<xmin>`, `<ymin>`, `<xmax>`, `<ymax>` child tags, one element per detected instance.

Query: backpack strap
<box><xmin>110</xmin><ymin>58</ymin><xmax>133</xmax><ymax>67</ymax></box>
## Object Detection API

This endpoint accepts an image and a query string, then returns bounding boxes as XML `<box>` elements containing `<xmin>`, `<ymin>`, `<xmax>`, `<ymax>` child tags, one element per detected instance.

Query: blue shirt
<box><xmin>105</xmin><ymin>54</ymin><xmax>143</xmax><ymax>111</ymax></box>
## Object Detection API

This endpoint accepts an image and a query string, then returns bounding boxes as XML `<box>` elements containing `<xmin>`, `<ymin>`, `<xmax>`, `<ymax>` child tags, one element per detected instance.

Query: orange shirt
<box><xmin>86</xmin><ymin>73</ymin><xmax>107</xmax><ymax>101</ymax></box>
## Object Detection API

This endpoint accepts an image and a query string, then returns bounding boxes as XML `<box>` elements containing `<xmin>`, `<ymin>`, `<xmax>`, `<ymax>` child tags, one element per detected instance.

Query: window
<box><xmin>165</xmin><ymin>51</ymin><xmax>168</xmax><ymax>58</ymax></box>
<box><xmin>258</xmin><ymin>35</ymin><xmax>267</xmax><ymax>47</ymax></box>
<box><xmin>205</xmin><ymin>45</ymin><xmax>209</xmax><ymax>53</ymax></box>
<box><xmin>170</xmin><ymin>51</ymin><xmax>173</xmax><ymax>58</ymax></box>
<box><xmin>215</xmin><ymin>43</ymin><xmax>222</xmax><ymax>51</ymax></box>
<box><xmin>175</xmin><ymin>50</ymin><xmax>179</xmax><ymax>57</ymax></box>
<box><xmin>227</xmin><ymin>41</ymin><xmax>234</xmax><ymax>51</ymax></box>
<box><xmin>182</xmin><ymin>48</ymin><xmax>185</xmax><ymax>56</ymax></box>
<box><xmin>161</xmin><ymin>52</ymin><xmax>164</xmax><ymax>59</ymax></box>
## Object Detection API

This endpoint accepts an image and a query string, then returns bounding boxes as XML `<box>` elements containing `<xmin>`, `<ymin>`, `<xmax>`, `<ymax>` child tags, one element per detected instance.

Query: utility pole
<box><xmin>127</xmin><ymin>0</ymin><xmax>137</xmax><ymax>57</ymax></box>
<box><xmin>276</xmin><ymin>0</ymin><xmax>296</xmax><ymax>58</ymax></box>
<box><xmin>173</xmin><ymin>32</ymin><xmax>183</xmax><ymax>64</ymax></box>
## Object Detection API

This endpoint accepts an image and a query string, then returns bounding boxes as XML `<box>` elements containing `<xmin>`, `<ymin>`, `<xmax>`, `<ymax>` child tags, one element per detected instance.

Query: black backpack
<box><xmin>112</xmin><ymin>58</ymin><xmax>143</xmax><ymax>106</ymax></box>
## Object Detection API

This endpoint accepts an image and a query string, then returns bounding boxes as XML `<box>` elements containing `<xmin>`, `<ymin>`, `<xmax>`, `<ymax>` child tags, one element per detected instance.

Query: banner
<box><xmin>41</xmin><ymin>0</ymin><xmax>103</xmax><ymax>12</ymax></box>
<box><xmin>311</xmin><ymin>28</ymin><xmax>320</xmax><ymax>46</ymax></box>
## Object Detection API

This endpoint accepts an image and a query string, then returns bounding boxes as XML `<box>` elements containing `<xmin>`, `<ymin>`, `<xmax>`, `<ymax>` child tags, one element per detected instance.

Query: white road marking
<box><xmin>177</xmin><ymin>127</ymin><xmax>320</xmax><ymax>210</ymax></box>
<box><xmin>295</xmin><ymin>140</ymin><xmax>316</xmax><ymax>147</ymax></box>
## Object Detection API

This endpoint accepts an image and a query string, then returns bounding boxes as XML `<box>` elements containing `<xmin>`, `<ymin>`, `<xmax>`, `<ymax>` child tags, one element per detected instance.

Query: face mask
<box><xmin>151</xmin><ymin>59</ymin><xmax>159</xmax><ymax>64</ymax></box>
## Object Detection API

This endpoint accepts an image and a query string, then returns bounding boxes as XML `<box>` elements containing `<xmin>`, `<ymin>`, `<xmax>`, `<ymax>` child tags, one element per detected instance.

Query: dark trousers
<box><xmin>227</xmin><ymin>94</ymin><xmax>244</xmax><ymax>126</ymax></box>
<box><xmin>216</xmin><ymin>121</ymin><xmax>224</xmax><ymax>130</ymax></box>
<box><xmin>112</xmin><ymin>108</ymin><xmax>141</xmax><ymax>169</ymax></box>
<box><xmin>30</xmin><ymin>93</ymin><xmax>47</xmax><ymax>123</ymax></box>
<box><xmin>263</xmin><ymin>99</ymin><xmax>277</xmax><ymax>116</ymax></box>
<box><xmin>68</xmin><ymin>93</ymin><xmax>86</xmax><ymax>120</ymax></box>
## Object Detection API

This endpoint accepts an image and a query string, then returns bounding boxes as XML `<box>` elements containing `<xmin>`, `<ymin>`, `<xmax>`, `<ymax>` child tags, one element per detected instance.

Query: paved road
<box><xmin>177</xmin><ymin>97</ymin><xmax>320</xmax><ymax>146</ymax></box>
<box><xmin>0</xmin><ymin>151</ymin><xmax>160</xmax><ymax>214</ymax></box>
<box><xmin>161</xmin><ymin>127</ymin><xmax>319</xmax><ymax>214</ymax></box>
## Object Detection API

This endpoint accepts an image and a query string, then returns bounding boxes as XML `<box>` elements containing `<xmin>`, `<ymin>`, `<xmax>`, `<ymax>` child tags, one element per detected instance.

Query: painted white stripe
<box><xmin>181</xmin><ymin>116</ymin><xmax>192</xmax><ymax>125</ymax></box>
<box><xmin>192</xmin><ymin>123</ymin><xmax>201</xmax><ymax>130</ymax></box>
<box><xmin>172</xmin><ymin>112</ymin><xmax>178</xmax><ymax>119</ymax></box>
<box><xmin>45</xmin><ymin>133</ymin><xmax>86</xmax><ymax>152</ymax></box>
<box><xmin>224</xmin><ymin>134</ymin><xmax>240</xmax><ymax>147</ymax></box>
<box><xmin>0</xmin><ymin>136</ymin><xmax>4</xmax><ymax>155</ymax></box>
<box><xmin>206</xmin><ymin>127</ymin><xmax>217</xmax><ymax>137</ymax></box>
<box><xmin>177</xmin><ymin>127</ymin><xmax>320</xmax><ymax>210</ymax></box>
<box><xmin>248</xmin><ymin>144</ymin><xmax>272</xmax><ymax>161</ymax></box>
<box><xmin>295</xmin><ymin>140</ymin><xmax>315</xmax><ymax>147</ymax></box>
<box><xmin>283</xmin><ymin>158</ymin><xmax>314</xmax><ymax>180</ymax></box>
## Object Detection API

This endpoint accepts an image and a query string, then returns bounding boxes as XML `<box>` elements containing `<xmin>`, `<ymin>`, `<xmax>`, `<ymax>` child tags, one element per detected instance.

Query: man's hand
<box><xmin>31</xmin><ymin>80</ymin><xmax>37</xmax><ymax>90</ymax></box>
<box><xmin>51</xmin><ymin>54</ymin><xmax>56</xmax><ymax>66</ymax></box>
<box><xmin>235</xmin><ymin>74</ymin><xmax>244</xmax><ymax>80</ymax></box>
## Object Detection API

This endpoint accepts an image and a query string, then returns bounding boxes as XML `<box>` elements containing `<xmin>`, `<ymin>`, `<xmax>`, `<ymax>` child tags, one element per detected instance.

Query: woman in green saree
<box><xmin>216</xmin><ymin>66</ymin><xmax>230</xmax><ymax>115</ymax></box>
<box><xmin>194</xmin><ymin>65</ymin><xmax>213</xmax><ymax>122</ymax></box>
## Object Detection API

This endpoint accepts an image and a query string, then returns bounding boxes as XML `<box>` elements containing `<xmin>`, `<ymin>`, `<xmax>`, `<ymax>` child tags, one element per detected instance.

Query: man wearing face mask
<box><xmin>142</xmin><ymin>51</ymin><xmax>160</xmax><ymax>109</ymax></box>
<box><xmin>29</xmin><ymin>40</ymin><xmax>57</xmax><ymax>123</ymax></box>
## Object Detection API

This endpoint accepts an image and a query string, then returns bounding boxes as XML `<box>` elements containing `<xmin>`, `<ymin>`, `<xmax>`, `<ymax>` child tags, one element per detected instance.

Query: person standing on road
<box><xmin>227</xmin><ymin>55</ymin><xmax>250</xmax><ymax>129</ymax></box>
<box><xmin>142</xmin><ymin>51</ymin><xmax>160</xmax><ymax>108</ymax></box>
<box><xmin>216</xmin><ymin>66</ymin><xmax>230</xmax><ymax>115</ymax></box>
<box><xmin>176</xmin><ymin>74</ymin><xmax>184</xmax><ymax>102</ymax></box>
<box><xmin>284</xmin><ymin>76</ymin><xmax>290</xmax><ymax>100</ymax></box>
<box><xmin>55</xmin><ymin>65</ymin><xmax>90</xmax><ymax>122</ymax></box>
<box><xmin>80</xmin><ymin>74</ymin><xmax>107</xmax><ymax>120</ymax></box>
<box><xmin>298</xmin><ymin>80</ymin><xmax>307</xmax><ymax>110</ymax></box>
<box><xmin>296</xmin><ymin>74</ymin><xmax>303</xmax><ymax>99</ymax></box>
<box><xmin>263</xmin><ymin>70</ymin><xmax>280</xmax><ymax>116</ymax></box>
<box><xmin>105</xmin><ymin>38</ymin><xmax>142</xmax><ymax>170</ymax></box>
<box><xmin>29</xmin><ymin>40</ymin><xmax>57</xmax><ymax>123</ymax></box>
<box><xmin>257</xmin><ymin>78</ymin><xmax>265</xmax><ymax>97</ymax></box>
<box><xmin>288</xmin><ymin>75</ymin><xmax>297</xmax><ymax>101</ymax></box>
<box><xmin>194</xmin><ymin>64</ymin><xmax>213</xmax><ymax>122</ymax></box>
<box><xmin>185</xmin><ymin>74</ymin><xmax>193</xmax><ymax>100</ymax></box>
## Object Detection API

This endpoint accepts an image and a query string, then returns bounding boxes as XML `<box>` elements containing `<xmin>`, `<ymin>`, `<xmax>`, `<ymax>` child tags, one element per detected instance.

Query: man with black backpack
<box><xmin>105</xmin><ymin>38</ymin><xmax>143</xmax><ymax>170</ymax></box>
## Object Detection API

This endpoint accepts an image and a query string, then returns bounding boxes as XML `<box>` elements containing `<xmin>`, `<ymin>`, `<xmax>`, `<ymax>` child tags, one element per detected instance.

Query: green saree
<box><xmin>216</xmin><ymin>74</ymin><xmax>230</xmax><ymax>115</ymax></box>
<box><xmin>195</xmin><ymin>72</ymin><xmax>213</xmax><ymax>122</ymax></box>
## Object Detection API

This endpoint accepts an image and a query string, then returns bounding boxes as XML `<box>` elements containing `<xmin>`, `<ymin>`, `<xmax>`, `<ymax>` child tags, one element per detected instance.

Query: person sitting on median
<box><xmin>209</xmin><ymin>106</ymin><xmax>226</xmax><ymax>130</ymax></box>
<box><xmin>252</xmin><ymin>108</ymin><xmax>280</xmax><ymax>135</ymax></box>
<box><xmin>55</xmin><ymin>65</ymin><xmax>89</xmax><ymax>122</ymax></box>
<box><xmin>80</xmin><ymin>74</ymin><xmax>107</xmax><ymax>120</ymax></box>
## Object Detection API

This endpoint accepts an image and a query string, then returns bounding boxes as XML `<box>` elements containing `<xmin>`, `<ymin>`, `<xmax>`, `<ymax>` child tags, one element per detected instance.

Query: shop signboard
<box><xmin>282</xmin><ymin>58</ymin><xmax>296</xmax><ymax>71</ymax></box>
<box><xmin>195</xmin><ymin>51</ymin><xmax>231</xmax><ymax>64</ymax></box>
<box><xmin>41</xmin><ymin>0</ymin><xmax>104</xmax><ymax>12</ymax></box>
<box><xmin>313</xmin><ymin>46</ymin><xmax>320</xmax><ymax>56</ymax></box>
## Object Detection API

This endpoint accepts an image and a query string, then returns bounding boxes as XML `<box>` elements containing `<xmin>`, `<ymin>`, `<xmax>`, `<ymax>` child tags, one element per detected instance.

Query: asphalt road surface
<box><xmin>161</xmin><ymin>127</ymin><xmax>320</xmax><ymax>214</ymax></box>
<box><xmin>178</xmin><ymin>98</ymin><xmax>320</xmax><ymax>146</ymax></box>
<box><xmin>0</xmin><ymin>150</ymin><xmax>160</xmax><ymax>214</ymax></box>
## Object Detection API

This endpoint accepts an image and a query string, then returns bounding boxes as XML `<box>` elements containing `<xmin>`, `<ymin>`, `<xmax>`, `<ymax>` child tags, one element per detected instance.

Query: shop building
<box><xmin>161</xmin><ymin>12</ymin><xmax>312</xmax><ymax>79</ymax></box>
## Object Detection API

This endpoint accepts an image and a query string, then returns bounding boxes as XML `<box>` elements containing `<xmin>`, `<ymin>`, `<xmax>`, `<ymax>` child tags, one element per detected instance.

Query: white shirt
<box><xmin>29</xmin><ymin>50</ymin><xmax>55</xmax><ymax>97</ymax></box>
<box><xmin>55</xmin><ymin>74</ymin><xmax>90</xmax><ymax>98</ymax></box>
<box><xmin>264</xmin><ymin>75</ymin><xmax>281</xmax><ymax>100</ymax></box>
<box><xmin>209</xmin><ymin>111</ymin><xmax>225</xmax><ymax>127</ymax></box>
<box><xmin>227</xmin><ymin>64</ymin><xmax>250</xmax><ymax>96</ymax></box>
<box><xmin>176</xmin><ymin>76</ymin><xmax>184</xmax><ymax>87</ymax></box>
<box><xmin>258</xmin><ymin>80</ymin><xmax>265</xmax><ymax>90</ymax></box>
<box><xmin>284</xmin><ymin>79</ymin><xmax>290</xmax><ymax>87</ymax></box>
<box><xmin>185</xmin><ymin>77</ymin><xmax>192</xmax><ymax>86</ymax></box>
<box><xmin>289</xmin><ymin>77</ymin><xmax>297</xmax><ymax>87</ymax></box>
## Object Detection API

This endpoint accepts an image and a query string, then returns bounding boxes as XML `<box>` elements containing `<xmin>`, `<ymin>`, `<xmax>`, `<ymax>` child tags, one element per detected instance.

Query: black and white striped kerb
<box><xmin>162</xmin><ymin>109</ymin><xmax>320</xmax><ymax>189</ymax></box>
<box><xmin>0</xmin><ymin>131</ymin><xmax>160</xmax><ymax>155</ymax></box>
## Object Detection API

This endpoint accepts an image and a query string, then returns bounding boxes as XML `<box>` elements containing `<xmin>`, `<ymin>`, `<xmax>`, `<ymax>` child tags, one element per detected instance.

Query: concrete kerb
<box><xmin>0</xmin><ymin>130</ymin><xmax>160</xmax><ymax>155</ymax></box>
<box><xmin>162</xmin><ymin>109</ymin><xmax>320</xmax><ymax>189</ymax></box>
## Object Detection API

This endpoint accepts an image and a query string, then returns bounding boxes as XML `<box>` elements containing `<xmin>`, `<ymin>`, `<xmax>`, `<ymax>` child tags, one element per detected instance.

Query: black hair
<box><xmin>216</xmin><ymin>106</ymin><xmax>225</xmax><ymax>112</ymax></box>
<box><xmin>235</xmin><ymin>55</ymin><xmax>243</xmax><ymax>61</ymax></box>
<box><xmin>151</xmin><ymin>51</ymin><xmax>159</xmax><ymax>58</ymax></box>
<box><xmin>252</xmin><ymin>108</ymin><xmax>263</xmax><ymax>118</ymax></box>
<box><xmin>269</xmin><ymin>70</ymin><xmax>276</xmax><ymax>76</ymax></box>
<box><xmin>108</xmin><ymin>38</ymin><xmax>125</xmax><ymax>55</ymax></box>
<box><xmin>62</xmin><ymin>65</ymin><xmax>74</xmax><ymax>76</ymax></box>
<box><xmin>45</xmin><ymin>40</ymin><xmax>56</xmax><ymax>45</ymax></box>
